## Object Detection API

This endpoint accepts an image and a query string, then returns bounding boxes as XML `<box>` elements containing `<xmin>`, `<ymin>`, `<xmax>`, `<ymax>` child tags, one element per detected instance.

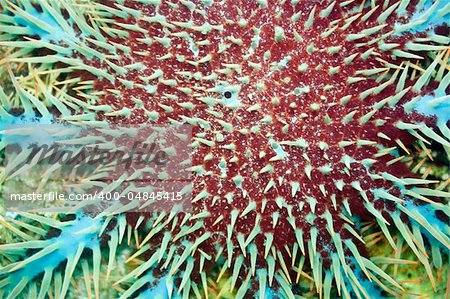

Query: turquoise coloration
<box><xmin>0</xmin><ymin>117</ymin><xmax>82</xmax><ymax>150</ymax></box>
<box><xmin>0</xmin><ymin>0</ymin><xmax>448</xmax><ymax>298</ymax></box>
<box><xmin>221</xmin><ymin>91</ymin><xmax>240</xmax><ymax>108</ymax></box>
<box><xmin>0</xmin><ymin>115</ymin><xmax>53</xmax><ymax>145</ymax></box>
<box><xmin>403</xmin><ymin>198</ymin><xmax>449</xmax><ymax>246</ymax></box>
<box><xmin>262</xmin><ymin>286</ymin><xmax>275</xmax><ymax>299</ymax></box>
<box><xmin>347</xmin><ymin>260</ymin><xmax>386</xmax><ymax>299</ymax></box>
<box><xmin>412</xmin><ymin>90</ymin><xmax>450</xmax><ymax>124</ymax></box>
<box><xmin>221</xmin><ymin>94</ymin><xmax>240</xmax><ymax>108</ymax></box>
<box><xmin>0</xmin><ymin>112</ymin><xmax>53</xmax><ymax>127</ymax></box>
<box><xmin>137</xmin><ymin>275</ymin><xmax>181</xmax><ymax>299</ymax></box>
<box><xmin>4</xmin><ymin>215</ymin><xmax>102</xmax><ymax>289</ymax></box>
<box><xmin>395</xmin><ymin>0</ymin><xmax>450</xmax><ymax>34</ymax></box>
<box><xmin>276</xmin><ymin>56</ymin><xmax>291</xmax><ymax>69</ymax></box>
<box><xmin>137</xmin><ymin>276</ymin><xmax>169</xmax><ymax>299</ymax></box>
<box><xmin>216</xmin><ymin>84</ymin><xmax>241</xmax><ymax>108</ymax></box>
<box><xmin>13</xmin><ymin>6</ymin><xmax>76</xmax><ymax>43</ymax></box>
<box><xmin>269</xmin><ymin>139</ymin><xmax>289</xmax><ymax>159</ymax></box>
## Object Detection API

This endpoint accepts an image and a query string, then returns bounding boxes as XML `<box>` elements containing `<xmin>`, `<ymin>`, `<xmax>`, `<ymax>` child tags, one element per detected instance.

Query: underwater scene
<box><xmin>0</xmin><ymin>0</ymin><xmax>449</xmax><ymax>298</ymax></box>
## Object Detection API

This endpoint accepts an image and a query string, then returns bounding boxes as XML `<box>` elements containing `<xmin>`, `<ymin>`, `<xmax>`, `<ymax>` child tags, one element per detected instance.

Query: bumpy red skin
<box><xmin>87</xmin><ymin>0</ymin><xmax>437</xmax><ymax>284</ymax></box>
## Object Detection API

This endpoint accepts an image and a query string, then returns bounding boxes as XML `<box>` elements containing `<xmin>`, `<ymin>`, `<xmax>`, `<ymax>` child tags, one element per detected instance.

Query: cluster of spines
<box><xmin>0</xmin><ymin>212</ymin><xmax>104</xmax><ymax>299</ymax></box>
<box><xmin>0</xmin><ymin>0</ymin><xmax>449</xmax><ymax>298</ymax></box>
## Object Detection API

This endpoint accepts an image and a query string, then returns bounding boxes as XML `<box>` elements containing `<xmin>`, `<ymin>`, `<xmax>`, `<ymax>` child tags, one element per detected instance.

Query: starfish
<box><xmin>0</xmin><ymin>0</ymin><xmax>449</xmax><ymax>298</ymax></box>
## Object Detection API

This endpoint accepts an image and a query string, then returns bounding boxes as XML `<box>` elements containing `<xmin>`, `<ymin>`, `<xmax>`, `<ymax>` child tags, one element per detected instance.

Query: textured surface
<box><xmin>0</xmin><ymin>0</ymin><xmax>449</xmax><ymax>298</ymax></box>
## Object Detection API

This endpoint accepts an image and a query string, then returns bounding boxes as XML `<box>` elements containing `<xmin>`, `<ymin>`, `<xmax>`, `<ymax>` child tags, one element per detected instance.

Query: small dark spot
<box><xmin>32</xmin><ymin>3</ymin><xmax>43</xmax><ymax>13</ymax></box>
<box><xmin>8</xmin><ymin>108</ymin><xmax>25</xmax><ymax>116</ymax></box>
<box><xmin>224</xmin><ymin>91</ymin><xmax>232</xmax><ymax>99</ymax></box>
<box><xmin>60</xmin><ymin>214</ymin><xmax>76</xmax><ymax>222</ymax></box>
<box><xmin>435</xmin><ymin>209</ymin><xmax>449</xmax><ymax>224</ymax></box>
<box><xmin>434</xmin><ymin>25</ymin><xmax>449</xmax><ymax>37</ymax></box>
<box><xmin>379</xmin><ymin>290</ymin><xmax>389</xmax><ymax>297</ymax></box>
<box><xmin>45</xmin><ymin>228</ymin><xmax>62</xmax><ymax>239</ymax></box>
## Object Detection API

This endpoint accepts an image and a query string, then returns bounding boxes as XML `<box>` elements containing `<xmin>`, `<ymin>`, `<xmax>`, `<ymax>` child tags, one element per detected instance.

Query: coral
<box><xmin>0</xmin><ymin>0</ymin><xmax>449</xmax><ymax>298</ymax></box>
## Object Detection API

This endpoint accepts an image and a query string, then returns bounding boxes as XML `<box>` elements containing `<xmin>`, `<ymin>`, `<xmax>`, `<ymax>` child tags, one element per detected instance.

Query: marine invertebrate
<box><xmin>0</xmin><ymin>213</ymin><xmax>104</xmax><ymax>299</ymax></box>
<box><xmin>0</xmin><ymin>0</ymin><xmax>449</xmax><ymax>298</ymax></box>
